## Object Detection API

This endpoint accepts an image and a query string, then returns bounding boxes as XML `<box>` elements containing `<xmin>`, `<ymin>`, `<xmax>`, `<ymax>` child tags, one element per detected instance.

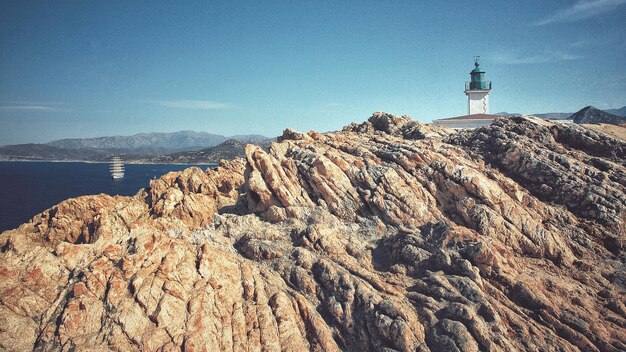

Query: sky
<box><xmin>1</xmin><ymin>0</ymin><xmax>625</xmax><ymax>144</ymax></box>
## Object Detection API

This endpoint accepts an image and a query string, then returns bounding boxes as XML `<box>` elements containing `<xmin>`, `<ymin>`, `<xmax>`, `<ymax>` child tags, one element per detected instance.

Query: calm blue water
<box><xmin>0</xmin><ymin>161</ymin><xmax>216</xmax><ymax>232</ymax></box>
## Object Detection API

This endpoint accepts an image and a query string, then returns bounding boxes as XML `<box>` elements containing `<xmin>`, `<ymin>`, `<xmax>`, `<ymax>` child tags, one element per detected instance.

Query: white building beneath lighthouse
<box><xmin>433</xmin><ymin>58</ymin><xmax>503</xmax><ymax>129</ymax></box>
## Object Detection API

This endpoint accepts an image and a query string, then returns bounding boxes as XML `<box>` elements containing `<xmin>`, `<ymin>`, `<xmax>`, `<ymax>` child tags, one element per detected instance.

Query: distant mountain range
<box><xmin>0</xmin><ymin>144</ymin><xmax>105</xmax><ymax>161</ymax></box>
<box><xmin>0</xmin><ymin>131</ymin><xmax>273</xmax><ymax>163</ymax></box>
<box><xmin>496</xmin><ymin>105</ymin><xmax>626</xmax><ymax>120</ymax></box>
<box><xmin>605</xmin><ymin>106</ymin><xmax>626</xmax><ymax>116</ymax></box>
<box><xmin>47</xmin><ymin>131</ymin><xmax>267</xmax><ymax>150</ymax></box>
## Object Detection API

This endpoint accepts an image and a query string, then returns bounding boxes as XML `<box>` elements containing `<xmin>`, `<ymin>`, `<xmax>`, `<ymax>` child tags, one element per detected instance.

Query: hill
<box><xmin>0</xmin><ymin>143</ymin><xmax>105</xmax><ymax>161</ymax></box>
<box><xmin>46</xmin><ymin>131</ymin><xmax>270</xmax><ymax>151</ymax></box>
<box><xmin>0</xmin><ymin>144</ymin><xmax>204</xmax><ymax>162</ymax></box>
<box><xmin>141</xmin><ymin>138</ymin><xmax>274</xmax><ymax>164</ymax></box>
<box><xmin>605</xmin><ymin>106</ymin><xmax>626</xmax><ymax>117</ymax></box>
<box><xmin>0</xmin><ymin>113</ymin><xmax>624</xmax><ymax>351</ymax></box>
<box><xmin>570</xmin><ymin>106</ymin><xmax>626</xmax><ymax>125</ymax></box>
<box><xmin>0</xmin><ymin>131</ymin><xmax>271</xmax><ymax>162</ymax></box>
<box><xmin>497</xmin><ymin>105</ymin><xmax>626</xmax><ymax>120</ymax></box>
<box><xmin>47</xmin><ymin>131</ymin><xmax>227</xmax><ymax>150</ymax></box>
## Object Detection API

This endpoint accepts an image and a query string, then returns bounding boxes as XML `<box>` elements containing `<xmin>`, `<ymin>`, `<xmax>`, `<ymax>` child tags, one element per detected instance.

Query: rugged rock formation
<box><xmin>1</xmin><ymin>112</ymin><xmax>624</xmax><ymax>351</ymax></box>
<box><xmin>583</xmin><ymin>123</ymin><xmax>626</xmax><ymax>141</ymax></box>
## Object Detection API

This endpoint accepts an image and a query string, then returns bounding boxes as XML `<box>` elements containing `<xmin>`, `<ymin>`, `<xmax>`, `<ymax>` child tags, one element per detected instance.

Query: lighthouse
<box><xmin>432</xmin><ymin>57</ymin><xmax>502</xmax><ymax>128</ymax></box>
<box><xmin>464</xmin><ymin>57</ymin><xmax>492</xmax><ymax>115</ymax></box>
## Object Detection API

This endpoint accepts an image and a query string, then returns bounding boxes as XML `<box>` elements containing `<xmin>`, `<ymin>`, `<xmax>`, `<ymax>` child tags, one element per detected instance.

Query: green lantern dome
<box><xmin>466</xmin><ymin>58</ymin><xmax>491</xmax><ymax>91</ymax></box>
<box><xmin>470</xmin><ymin>61</ymin><xmax>485</xmax><ymax>74</ymax></box>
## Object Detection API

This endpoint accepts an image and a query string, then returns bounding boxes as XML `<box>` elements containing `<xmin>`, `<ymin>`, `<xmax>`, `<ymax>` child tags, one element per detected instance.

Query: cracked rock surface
<box><xmin>1</xmin><ymin>112</ymin><xmax>625</xmax><ymax>351</ymax></box>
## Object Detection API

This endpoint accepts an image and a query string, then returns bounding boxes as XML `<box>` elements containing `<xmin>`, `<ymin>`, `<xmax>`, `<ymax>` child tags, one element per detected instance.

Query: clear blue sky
<box><xmin>1</xmin><ymin>0</ymin><xmax>625</xmax><ymax>144</ymax></box>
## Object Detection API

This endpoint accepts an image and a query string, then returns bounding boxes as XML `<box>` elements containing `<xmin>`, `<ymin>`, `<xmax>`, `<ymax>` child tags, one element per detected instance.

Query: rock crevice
<box><xmin>1</xmin><ymin>113</ymin><xmax>624</xmax><ymax>351</ymax></box>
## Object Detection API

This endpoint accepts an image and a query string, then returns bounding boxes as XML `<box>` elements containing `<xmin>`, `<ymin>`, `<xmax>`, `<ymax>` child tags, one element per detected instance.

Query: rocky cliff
<box><xmin>0</xmin><ymin>113</ymin><xmax>624</xmax><ymax>351</ymax></box>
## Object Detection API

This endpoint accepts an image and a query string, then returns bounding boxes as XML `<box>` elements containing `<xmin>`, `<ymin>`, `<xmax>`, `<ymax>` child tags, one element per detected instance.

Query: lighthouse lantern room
<box><xmin>464</xmin><ymin>57</ymin><xmax>492</xmax><ymax>115</ymax></box>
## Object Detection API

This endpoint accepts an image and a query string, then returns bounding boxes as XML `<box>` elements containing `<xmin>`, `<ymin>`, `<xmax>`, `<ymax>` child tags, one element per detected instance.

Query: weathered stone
<box><xmin>0</xmin><ymin>113</ymin><xmax>624</xmax><ymax>351</ymax></box>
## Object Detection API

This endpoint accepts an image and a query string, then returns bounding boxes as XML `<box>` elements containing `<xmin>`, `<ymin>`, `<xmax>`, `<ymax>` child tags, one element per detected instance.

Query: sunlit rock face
<box><xmin>1</xmin><ymin>112</ymin><xmax>624</xmax><ymax>351</ymax></box>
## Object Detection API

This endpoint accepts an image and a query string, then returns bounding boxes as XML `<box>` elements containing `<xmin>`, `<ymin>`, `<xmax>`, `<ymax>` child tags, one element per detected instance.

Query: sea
<box><xmin>0</xmin><ymin>161</ymin><xmax>216</xmax><ymax>233</ymax></box>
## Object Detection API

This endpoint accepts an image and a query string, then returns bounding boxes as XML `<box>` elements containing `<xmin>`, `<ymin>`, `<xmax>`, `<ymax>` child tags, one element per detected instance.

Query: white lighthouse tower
<box><xmin>464</xmin><ymin>57</ymin><xmax>492</xmax><ymax>115</ymax></box>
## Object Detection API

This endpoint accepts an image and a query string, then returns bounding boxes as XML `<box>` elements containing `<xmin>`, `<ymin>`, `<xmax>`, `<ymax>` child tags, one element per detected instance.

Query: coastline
<box><xmin>0</xmin><ymin>158</ymin><xmax>218</xmax><ymax>166</ymax></box>
<box><xmin>0</xmin><ymin>161</ymin><xmax>219</xmax><ymax>233</ymax></box>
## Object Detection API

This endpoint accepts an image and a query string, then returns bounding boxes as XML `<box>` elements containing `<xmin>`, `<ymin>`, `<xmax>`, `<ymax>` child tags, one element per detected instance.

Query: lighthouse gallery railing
<box><xmin>465</xmin><ymin>81</ymin><xmax>492</xmax><ymax>90</ymax></box>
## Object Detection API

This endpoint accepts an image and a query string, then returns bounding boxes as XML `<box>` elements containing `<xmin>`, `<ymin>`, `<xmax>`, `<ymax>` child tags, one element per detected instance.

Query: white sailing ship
<box><xmin>110</xmin><ymin>157</ymin><xmax>125</xmax><ymax>179</ymax></box>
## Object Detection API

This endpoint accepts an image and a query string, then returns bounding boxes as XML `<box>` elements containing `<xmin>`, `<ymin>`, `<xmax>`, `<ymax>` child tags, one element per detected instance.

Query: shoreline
<box><xmin>0</xmin><ymin>159</ymin><xmax>218</xmax><ymax>166</ymax></box>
